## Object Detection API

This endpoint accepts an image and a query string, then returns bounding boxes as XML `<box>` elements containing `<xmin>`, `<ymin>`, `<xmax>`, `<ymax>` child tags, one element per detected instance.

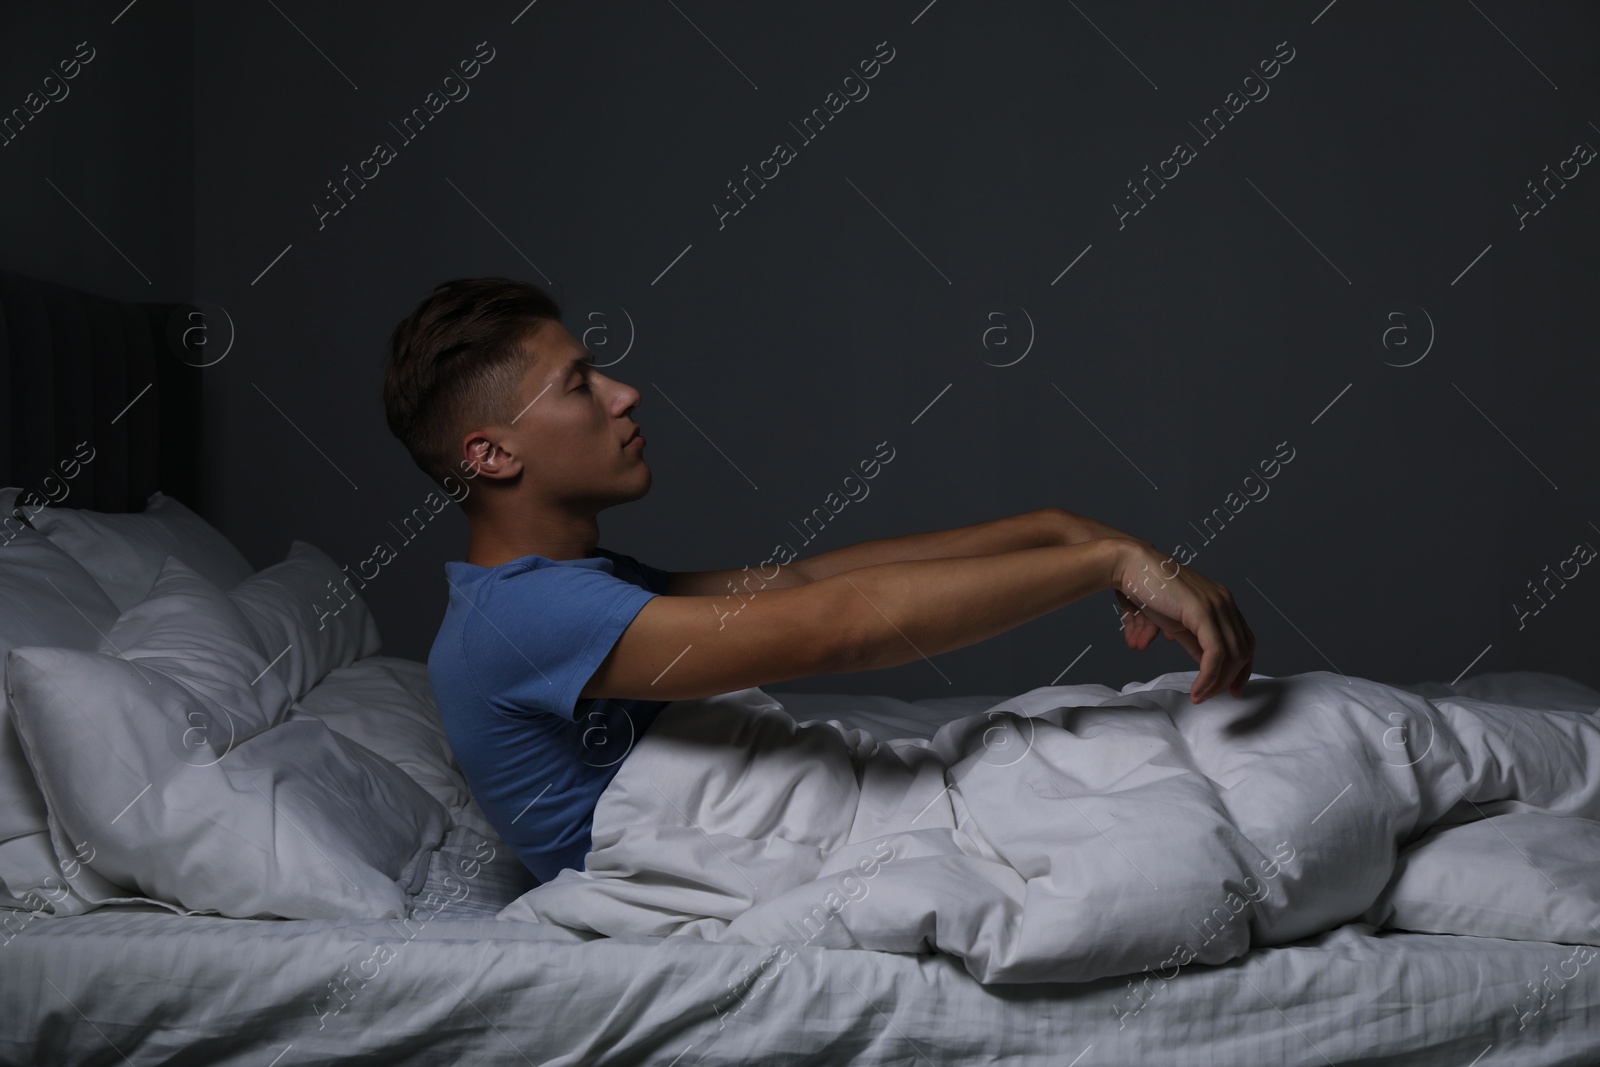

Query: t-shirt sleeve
<box><xmin>462</xmin><ymin>563</ymin><xmax>659</xmax><ymax>722</ymax></box>
<box><xmin>595</xmin><ymin>548</ymin><xmax>673</xmax><ymax>595</ymax></box>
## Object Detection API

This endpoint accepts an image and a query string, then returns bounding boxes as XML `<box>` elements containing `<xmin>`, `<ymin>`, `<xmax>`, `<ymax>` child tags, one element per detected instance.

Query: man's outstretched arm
<box><xmin>585</xmin><ymin>537</ymin><xmax>1255</xmax><ymax>707</ymax></box>
<box><xmin>664</xmin><ymin>508</ymin><xmax>1143</xmax><ymax>595</ymax></box>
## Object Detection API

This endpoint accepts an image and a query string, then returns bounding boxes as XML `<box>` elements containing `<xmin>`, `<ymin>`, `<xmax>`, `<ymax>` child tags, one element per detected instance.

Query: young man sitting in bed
<box><xmin>383</xmin><ymin>276</ymin><xmax>1255</xmax><ymax>885</ymax></box>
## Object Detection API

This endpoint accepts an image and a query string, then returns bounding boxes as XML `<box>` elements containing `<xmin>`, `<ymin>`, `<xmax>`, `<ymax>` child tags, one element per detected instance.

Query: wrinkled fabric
<box><xmin>500</xmin><ymin>671</ymin><xmax>1600</xmax><ymax>985</ymax></box>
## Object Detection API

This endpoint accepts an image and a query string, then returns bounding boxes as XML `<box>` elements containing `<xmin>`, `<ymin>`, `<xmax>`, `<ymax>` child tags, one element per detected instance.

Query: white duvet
<box><xmin>498</xmin><ymin>670</ymin><xmax>1600</xmax><ymax>985</ymax></box>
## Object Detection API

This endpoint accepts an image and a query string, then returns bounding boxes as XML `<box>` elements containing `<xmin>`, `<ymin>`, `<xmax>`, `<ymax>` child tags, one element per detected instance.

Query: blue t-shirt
<box><xmin>426</xmin><ymin>547</ymin><xmax>670</xmax><ymax>883</ymax></box>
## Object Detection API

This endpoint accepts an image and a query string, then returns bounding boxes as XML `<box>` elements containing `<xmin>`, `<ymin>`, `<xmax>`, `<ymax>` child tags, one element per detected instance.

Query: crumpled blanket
<box><xmin>497</xmin><ymin>671</ymin><xmax>1600</xmax><ymax>985</ymax></box>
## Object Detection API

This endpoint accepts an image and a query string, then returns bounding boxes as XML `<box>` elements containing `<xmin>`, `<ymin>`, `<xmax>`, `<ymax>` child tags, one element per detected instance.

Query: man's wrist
<box><xmin>1051</xmin><ymin>508</ymin><xmax>1131</xmax><ymax>547</ymax></box>
<box><xmin>1097</xmin><ymin>537</ymin><xmax>1139</xmax><ymax>592</ymax></box>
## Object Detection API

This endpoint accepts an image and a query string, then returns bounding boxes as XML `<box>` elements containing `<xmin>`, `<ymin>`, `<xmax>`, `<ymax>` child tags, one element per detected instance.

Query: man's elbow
<box><xmin>779</xmin><ymin>557</ymin><xmax>815</xmax><ymax>587</ymax></box>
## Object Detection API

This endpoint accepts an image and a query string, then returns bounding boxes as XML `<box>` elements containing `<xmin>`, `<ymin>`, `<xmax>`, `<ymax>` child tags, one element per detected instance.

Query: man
<box><xmin>383</xmin><ymin>276</ymin><xmax>1254</xmax><ymax>884</ymax></box>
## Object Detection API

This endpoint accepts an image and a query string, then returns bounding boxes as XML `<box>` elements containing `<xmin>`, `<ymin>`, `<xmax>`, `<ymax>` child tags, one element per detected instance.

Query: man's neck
<box><xmin>464</xmin><ymin>509</ymin><xmax>600</xmax><ymax>568</ymax></box>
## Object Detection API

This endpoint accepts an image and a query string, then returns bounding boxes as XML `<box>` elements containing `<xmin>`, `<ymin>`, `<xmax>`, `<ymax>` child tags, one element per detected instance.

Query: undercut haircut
<box><xmin>383</xmin><ymin>276</ymin><xmax>562</xmax><ymax>495</ymax></box>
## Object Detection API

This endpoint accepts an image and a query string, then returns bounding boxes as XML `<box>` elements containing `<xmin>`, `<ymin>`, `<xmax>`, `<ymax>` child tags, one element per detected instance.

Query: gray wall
<box><xmin>0</xmin><ymin>2</ymin><xmax>193</xmax><ymax>300</ymax></box>
<box><xmin>11</xmin><ymin>1</ymin><xmax>1600</xmax><ymax>697</ymax></box>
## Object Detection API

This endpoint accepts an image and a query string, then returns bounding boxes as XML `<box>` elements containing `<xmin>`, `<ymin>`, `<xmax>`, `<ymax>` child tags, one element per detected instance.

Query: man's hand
<box><xmin>1108</xmin><ymin>540</ymin><xmax>1255</xmax><ymax>704</ymax></box>
<box><xmin>1047</xmin><ymin>511</ymin><xmax>1170</xmax><ymax>652</ymax></box>
<box><xmin>1114</xmin><ymin>587</ymin><xmax>1163</xmax><ymax>650</ymax></box>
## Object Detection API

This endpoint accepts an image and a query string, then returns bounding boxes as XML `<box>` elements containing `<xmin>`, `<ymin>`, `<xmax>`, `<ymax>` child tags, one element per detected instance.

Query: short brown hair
<box><xmin>383</xmin><ymin>277</ymin><xmax>562</xmax><ymax>492</ymax></box>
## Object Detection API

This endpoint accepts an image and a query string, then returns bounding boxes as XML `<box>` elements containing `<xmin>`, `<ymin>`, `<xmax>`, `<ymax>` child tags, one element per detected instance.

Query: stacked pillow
<box><xmin>0</xmin><ymin>489</ymin><xmax>457</xmax><ymax>919</ymax></box>
<box><xmin>0</xmin><ymin>489</ymin><xmax>136</xmax><ymax>914</ymax></box>
<box><xmin>287</xmin><ymin>655</ymin><xmax>496</xmax><ymax>840</ymax></box>
<box><xmin>18</xmin><ymin>489</ymin><xmax>255</xmax><ymax>612</ymax></box>
<box><xmin>227</xmin><ymin>539</ymin><xmax>382</xmax><ymax>702</ymax></box>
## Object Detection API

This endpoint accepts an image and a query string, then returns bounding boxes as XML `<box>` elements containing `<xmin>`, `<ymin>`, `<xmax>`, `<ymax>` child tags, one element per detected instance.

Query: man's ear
<box><xmin>461</xmin><ymin>434</ymin><xmax>522</xmax><ymax>481</ymax></box>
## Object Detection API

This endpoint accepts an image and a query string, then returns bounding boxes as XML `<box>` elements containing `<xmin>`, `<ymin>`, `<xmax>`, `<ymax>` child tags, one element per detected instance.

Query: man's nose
<box><xmin>608</xmin><ymin>377</ymin><xmax>642</xmax><ymax>411</ymax></box>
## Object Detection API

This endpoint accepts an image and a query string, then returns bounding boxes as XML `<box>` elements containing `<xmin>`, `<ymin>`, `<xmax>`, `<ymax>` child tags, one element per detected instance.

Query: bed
<box><xmin>2</xmin><ymin>269</ymin><xmax>1598</xmax><ymax>1066</ymax></box>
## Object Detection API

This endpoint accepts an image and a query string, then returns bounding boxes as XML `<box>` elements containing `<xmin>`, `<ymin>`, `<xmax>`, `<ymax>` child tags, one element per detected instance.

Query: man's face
<box><xmin>477</xmin><ymin>319</ymin><xmax>650</xmax><ymax>508</ymax></box>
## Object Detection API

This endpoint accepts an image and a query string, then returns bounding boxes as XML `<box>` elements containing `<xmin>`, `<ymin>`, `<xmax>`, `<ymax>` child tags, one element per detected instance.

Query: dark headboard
<box><xmin>0</xmin><ymin>270</ymin><xmax>203</xmax><ymax>516</ymax></box>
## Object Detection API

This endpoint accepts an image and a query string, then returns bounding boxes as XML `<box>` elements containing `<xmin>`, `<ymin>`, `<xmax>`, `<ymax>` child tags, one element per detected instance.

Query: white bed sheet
<box><xmin>3</xmin><ymin>906</ymin><xmax>1598</xmax><ymax>1065</ymax></box>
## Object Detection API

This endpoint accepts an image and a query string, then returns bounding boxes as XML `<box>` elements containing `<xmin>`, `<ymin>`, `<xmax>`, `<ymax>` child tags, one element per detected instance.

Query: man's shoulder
<box><xmin>431</xmin><ymin>552</ymin><xmax>659</xmax><ymax>724</ymax></box>
<box><xmin>590</xmin><ymin>548</ymin><xmax>670</xmax><ymax>596</ymax></box>
<box><xmin>440</xmin><ymin>556</ymin><xmax>572</xmax><ymax>617</ymax></box>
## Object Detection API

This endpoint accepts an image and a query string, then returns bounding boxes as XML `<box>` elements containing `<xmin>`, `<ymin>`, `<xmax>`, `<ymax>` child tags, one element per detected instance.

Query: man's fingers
<box><xmin>1217</xmin><ymin>654</ymin><xmax>1247</xmax><ymax>700</ymax></box>
<box><xmin>1192</xmin><ymin>618</ymin><xmax>1238</xmax><ymax>702</ymax></box>
<box><xmin>1230</xmin><ymin>653</ymin><xmax>1254</xmax><ymax>696</ymax></box>
<box><xmin>1131</xmin><ymin>621</ymin><xmax>1154</xmax><ymax>650</ymax></box>
<box><xmin>1170</xmin><ymin>627</ymin><xmax>1203</xmax><ymax>667</ymax></box>
<box><xmin>1192</xmin><ymin>643</ymin><xmax>1220</xmax><ymax>703</ymax></box>
<box><xmin>1115</xmin><ymin>592</ymin><xmax>1148</xmax><ymax>649</ymax></box>
<box><xmin>1212</xmin><ymin>612</ymin><xmax>1254</xmax><ymax>698</ymax></box>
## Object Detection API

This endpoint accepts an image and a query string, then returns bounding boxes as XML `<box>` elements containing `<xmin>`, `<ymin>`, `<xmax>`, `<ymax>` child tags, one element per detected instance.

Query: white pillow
<box><xmin>0</xmin><ymin>492</ymin><xmax>132</xmax><ymax>914</ymax></box>
<box><xmin>289</xmin><ymin>655</ymin><xmax>495</xmax><ymax>838</ymax></box>
<box><xmin>228</xmin><ymin>540</ymin><xmax>382</xmax><ymax>703</ymax></box>
<box><xmin>99</xmin><ymin>554</ymin><xmax>294</xmax><ymax>743</ymax></box>
<box><xmin>25</xmin><ymin>489</ymin><xmax>255</xmax><ymax>611</ymax></box>
<box><xmin>1367</xmin><ymin>813</ymin><xmax>1600</xmax><ymax>944</ymax></box>
<box><xmin>5</xmin><ymin>555</ymin><xmax>448</xmax><ymax>919</ymax></box>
